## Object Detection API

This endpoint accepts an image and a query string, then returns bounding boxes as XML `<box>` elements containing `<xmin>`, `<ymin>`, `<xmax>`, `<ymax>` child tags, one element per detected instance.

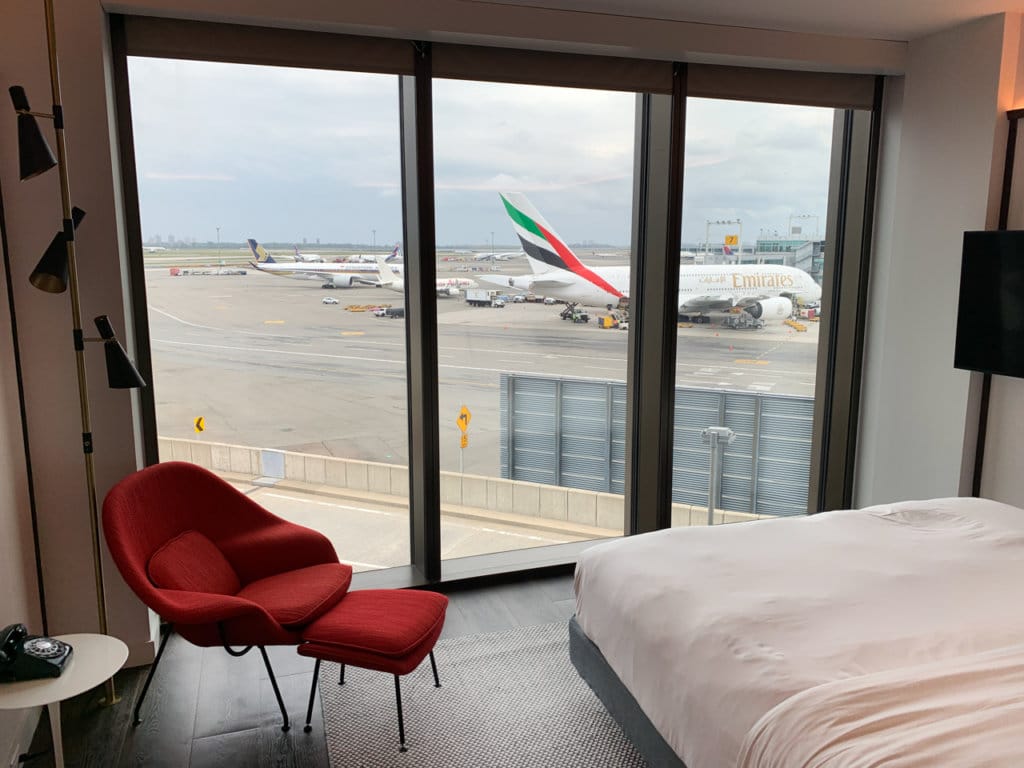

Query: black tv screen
<box><xmin>954</xmin><ymin>230</ymin><xmax>1024</xmax><ymax>378</ymax></box>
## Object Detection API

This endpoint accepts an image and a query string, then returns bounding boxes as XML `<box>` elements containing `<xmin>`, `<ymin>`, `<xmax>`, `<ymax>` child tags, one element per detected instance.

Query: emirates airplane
<box><xmin>484</xmin><ymin>193</ymin><xmax>822</xmax><ymax>323</ymax></box>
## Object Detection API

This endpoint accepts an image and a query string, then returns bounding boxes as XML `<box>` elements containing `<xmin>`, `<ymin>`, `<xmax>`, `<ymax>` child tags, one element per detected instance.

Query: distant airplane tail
<box><xmin>247</xmin><ymin>238</ymin><xmax>275</xmax><ymax>264</ymax></box>
<box><xmin>374</xmin><ymin>255</ymin><xmax>397</xmax><ymax>286</ymax></box>
<box><xmin>386</xmin><ymin>243</ymin><xmax>401</xmax><ymax>262</ymax></box>
<box><xmin>499</xmin><ymin>192</ymin><xmax>624</xmax><ymax>299</ymax></box>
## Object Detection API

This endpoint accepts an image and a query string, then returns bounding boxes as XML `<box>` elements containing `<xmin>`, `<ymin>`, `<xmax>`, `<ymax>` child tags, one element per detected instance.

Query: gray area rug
<box><xmin>319</xmin><ymin>621</ymin><xmax>647</xmax><ymax>767</ymax></box>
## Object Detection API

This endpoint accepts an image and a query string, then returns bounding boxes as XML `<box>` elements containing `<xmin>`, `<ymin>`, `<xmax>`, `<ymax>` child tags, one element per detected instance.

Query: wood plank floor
<box><xmin>25</xmin><ymin>572</ymin><xmax>576</xmax><ymax>768</ymax></box>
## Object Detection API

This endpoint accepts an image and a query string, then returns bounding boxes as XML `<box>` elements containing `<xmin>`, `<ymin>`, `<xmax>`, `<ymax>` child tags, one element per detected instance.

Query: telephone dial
<box><xmin>0</xmin><ymin>624</ymin><xmax>73</xmax><ymax>682</ymax></box>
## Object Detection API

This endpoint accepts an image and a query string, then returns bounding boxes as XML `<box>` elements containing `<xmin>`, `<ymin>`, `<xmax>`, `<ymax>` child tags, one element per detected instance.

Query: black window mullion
<box><xmin>399</xmin><ymin>43</ymin><xmax>441</xmax><ymax>581</ymax></box>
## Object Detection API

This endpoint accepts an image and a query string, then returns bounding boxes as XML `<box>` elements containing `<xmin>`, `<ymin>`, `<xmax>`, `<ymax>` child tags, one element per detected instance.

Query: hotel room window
<box><xmin>432</xmin><ymin>79</ymin><xmax>636</xmax><ymax>562</ymax></box>
<box><xmin>126</xmin><ymin>58</ymin><xmax>411</xmax><ymax>571</ymax></box>
<box><xmin>672</xmin><ymin>97</ymin><xmax>833</xmax><ymax>525</ymax></box>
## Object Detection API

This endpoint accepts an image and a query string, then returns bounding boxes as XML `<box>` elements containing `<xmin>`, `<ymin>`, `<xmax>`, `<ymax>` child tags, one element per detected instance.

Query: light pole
<box><xmin>216</xmin><ymin>226</ymin><xmax>220</xmax><ymax>257</ymax></box>
<box><xmin>490</xmin><ymin>231</ymin><xmax>494</xmax><ymax>255</ymax></box>
<box><xmin>372</xmin><ymin>229</ymin><xmax>376</xmax><ymax>253</ymax></box>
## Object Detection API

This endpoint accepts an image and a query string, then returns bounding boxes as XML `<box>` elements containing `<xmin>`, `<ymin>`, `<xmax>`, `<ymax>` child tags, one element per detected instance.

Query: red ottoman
<box><xmin>298</xmin><ymin>588</ymin><xmax>448</xmax><ymax>751</ymax></box>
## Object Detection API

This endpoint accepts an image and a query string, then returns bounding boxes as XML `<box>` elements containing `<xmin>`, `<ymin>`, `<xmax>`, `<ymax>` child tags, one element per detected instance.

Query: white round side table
<box><xmin>0</xmin><ymin>633</ymin><xmax>129</xmax><ymax>768</ymax></box>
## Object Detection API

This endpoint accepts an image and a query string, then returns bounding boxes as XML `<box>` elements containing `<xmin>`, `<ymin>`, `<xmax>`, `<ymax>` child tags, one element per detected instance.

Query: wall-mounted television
<box><xmin>954</xmin><ymin>230</ymin><xmax>1024</xmax><ymax>378</ymax></box>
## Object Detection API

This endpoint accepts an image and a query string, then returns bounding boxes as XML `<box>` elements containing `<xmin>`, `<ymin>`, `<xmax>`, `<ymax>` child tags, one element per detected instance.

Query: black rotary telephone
<box><xmin>0</xmin><ymin>624</ymin><xmax>73</xmax><ymax>682</ymax></box>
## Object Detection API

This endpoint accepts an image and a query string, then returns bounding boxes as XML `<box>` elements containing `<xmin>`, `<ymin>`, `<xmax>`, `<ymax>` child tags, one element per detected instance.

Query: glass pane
<box><xmin>128</xmin><ymin>58</ymin><xmax>409</xmax><ymax>570</ymax></box>
<box><xmin>432</xmin><ymin>80</ymin><xmax>635</xmax><ymax>565</ymax></box>
<box><xmin>674</xmin><ymin>98</ymin><xmax>831</xmax><ymax>526</ymax></box>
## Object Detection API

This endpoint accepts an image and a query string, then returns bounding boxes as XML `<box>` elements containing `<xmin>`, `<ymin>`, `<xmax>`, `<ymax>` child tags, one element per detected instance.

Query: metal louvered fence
<box><xmin>500</xmin><ymin>373</ymin><xmax>813</xmax><ymax>516</ymax></box>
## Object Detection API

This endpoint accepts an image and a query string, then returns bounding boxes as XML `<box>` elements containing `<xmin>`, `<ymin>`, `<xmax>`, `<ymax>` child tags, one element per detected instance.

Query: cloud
<box><xmin>144</xmin><ymin>172</ymin><xmax>235</xmax><ymax>181</ymax></box>
<box><xmin>127</xmin><ymin>58</ymin><xmax>834</xmax><ymax>247</ymax></box>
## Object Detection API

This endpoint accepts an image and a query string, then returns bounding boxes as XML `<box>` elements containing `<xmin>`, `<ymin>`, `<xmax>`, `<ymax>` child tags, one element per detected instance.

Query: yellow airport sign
<box><xmin>457</xmin><ymin>405</ymin><xmax>472</xmax><ymax>433</ymax></box>
<box><xmin>460</xmin><ymin>433</ymin><xmax>468</xmax><ymax>449</ymax></box>
<box><xmin>724</xmin><ymin>234</ymin><xmax>739</xmax><ymax>246</ymax></box>
<box><xmin>194</xmin><ymin>416</ymin><xmax>205</xmax><ymax>433</ymax></box>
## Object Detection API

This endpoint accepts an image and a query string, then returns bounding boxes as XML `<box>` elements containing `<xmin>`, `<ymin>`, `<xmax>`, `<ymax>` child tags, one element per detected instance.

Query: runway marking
<box><xmin>340</xmin><ymin>331</ymin><xmax>365</xmax><ymax>336</ymax></box>
<box><xmin>264</xmin><ymin>320</ymin><xmax>285</xmax><ymax>324</ymax></box>
<box><xmin>734</xmin><ymin>359</ymin><xmax>770</xmax><ymax>365</ymax></box>
<box><xmin>750</xmin><ymin>384</ymin><xmax>774</xmax><ymax>391</ymax></box>
<box><xmin>150</xmin><ymin>306</ymin><xmax>213</xmax><ymax>329</ymax></box>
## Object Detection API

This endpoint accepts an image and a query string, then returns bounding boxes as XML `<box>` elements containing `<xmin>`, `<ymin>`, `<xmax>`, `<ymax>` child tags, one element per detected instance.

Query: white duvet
<box><xmin>573</xmin><ymin>497</ymin><xmax>1024</xmax><ymax>768</ymax></box>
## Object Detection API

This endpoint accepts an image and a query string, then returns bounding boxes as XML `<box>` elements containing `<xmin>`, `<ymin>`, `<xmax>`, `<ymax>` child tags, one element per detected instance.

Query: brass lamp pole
<box><xmin>9</xmin><ymin>0</ymin><xmax>146</xmax><ymax>706</ymax></box>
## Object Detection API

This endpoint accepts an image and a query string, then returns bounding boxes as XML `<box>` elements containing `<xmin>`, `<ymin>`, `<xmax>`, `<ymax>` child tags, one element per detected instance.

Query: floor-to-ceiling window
<box><xmin>671</xmin><ymin>98</ymin><xmax>832</xmax><ymax>526</ymax></box>
<box><xmin>126</xmin><ymin>57</ymin><xmax>412</xmax><ymax>570</ymax></box>
<box><xmin>116</xmin><ymin>20</ymin><xmax>879</xmax><ymax>581</ymax></box>
<box><xmin>432</xmin><ymin>78</ymin><xmax>636</xmax><ymax>563</ymax></box>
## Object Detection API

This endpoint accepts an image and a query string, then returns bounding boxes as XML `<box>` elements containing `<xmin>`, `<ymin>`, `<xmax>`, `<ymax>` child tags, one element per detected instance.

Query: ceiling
<box><xmin>484</xmin><ymin>0</ymin><xmax>1024</xmax><ymax>41</ymax></box>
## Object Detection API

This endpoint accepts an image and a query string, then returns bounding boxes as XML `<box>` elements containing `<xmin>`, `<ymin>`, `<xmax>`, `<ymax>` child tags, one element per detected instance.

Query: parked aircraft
<box><xmin>292</xmin><ymin>246</ymin><xmax>323</xmax><ymax>263</ymax></box>
<box><xmin>373</xmin><ymin>256</ymin><xmax>475</xmax><ymax>297</ymax></box>
<box><xmin>246</xmin><ymin>238</ymin><xmax>381</xmax><ymax>288</ymax></box>
<box><xmin>473</xmin><ymin>249</ymin><xmax>523</xmax><ymax>261</ymax></box>
<box><xmin>332</xmin><ymin>244</ymin><xmax>402</xmax><ymax>263</ymax></box>
<box><xmin>483</xmin><ymin>193</ymin><xmax>822</xmax><ymax>323</ymax></box>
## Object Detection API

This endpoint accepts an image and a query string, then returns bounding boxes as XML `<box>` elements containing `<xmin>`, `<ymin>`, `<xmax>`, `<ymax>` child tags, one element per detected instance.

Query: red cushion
<box><xmin>147</xmin><ymin>530</ymin><xmax>240</xmax><ymax>595</ymax></box>
<box><xmin>236</xmin><ymin>563</ymin><xmax>352</xmax><ymax>628</ymax></box>
<box><xmin>299</xmin><ymin>589</ymin><xmax>448</xmax><ymax>671</ymax></box>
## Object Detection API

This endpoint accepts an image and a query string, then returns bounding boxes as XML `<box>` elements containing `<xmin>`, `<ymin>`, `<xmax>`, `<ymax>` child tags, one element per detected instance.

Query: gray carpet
<box><xmin>318</xmin><ymin>621</ymin><xmax>647</xmax><ymax>767</ymax></box>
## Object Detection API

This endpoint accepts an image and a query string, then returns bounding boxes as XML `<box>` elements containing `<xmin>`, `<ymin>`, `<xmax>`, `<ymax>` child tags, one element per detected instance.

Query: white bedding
<box><xmin>737</xmin><ymin>642</ymin><xmax>1024</xmax><ymax>767</ymax></box>
<box><xmin>573</xmin><ymin>497</ymin><xmax>1024</xmax><ymax>768</ymax></box>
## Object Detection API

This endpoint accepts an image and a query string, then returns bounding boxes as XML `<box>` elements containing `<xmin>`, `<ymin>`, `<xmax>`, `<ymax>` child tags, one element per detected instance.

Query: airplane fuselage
<box><xmin>516</xmin><ymin>256</ymin><xmax>821</xmax><ymax>312</ymax></box>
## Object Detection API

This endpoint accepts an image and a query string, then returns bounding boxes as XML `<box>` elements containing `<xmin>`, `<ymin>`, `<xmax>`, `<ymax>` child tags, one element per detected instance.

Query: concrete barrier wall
<box><xmin>159</xmin><ymin>437</ymin><xmax>761</xmax><ymax>531</ymax></box>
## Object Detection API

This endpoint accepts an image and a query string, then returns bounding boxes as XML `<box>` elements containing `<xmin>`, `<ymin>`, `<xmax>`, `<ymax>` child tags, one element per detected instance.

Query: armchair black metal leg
<box><xmin>258</xmin><ymin>646</ymin><xmax>290</xmax><ymax>732</ymax></box>
<box><xmin>339</xmin><ymin>664</ymin><xmax>345</xmax><ymax>685</ymax></box>
<box><xmin>429</xmin><ymin>651</ymin><xmax>440</xmax><ymax>687</ymax></box>
<box><xmin>303</xmin><ymin>659</ymin><xmax>321</xmax><ymax>733</ymax></box>
<box><xmin>133</xmin><ymin>624</ymin><xmax>172</xmax><ymax>726</ymax></box>
<box><xmin>394</xmin><ymin>674</ymin><xmax>407</xmax><ymax>752</ymax></box>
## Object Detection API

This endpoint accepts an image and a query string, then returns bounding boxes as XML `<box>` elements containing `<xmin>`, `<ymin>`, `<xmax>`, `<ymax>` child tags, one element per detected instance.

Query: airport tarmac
<box><xmin>144</xmin><ymin>258</ymin><xmax>819</xmax><ymax>478</ymax></box>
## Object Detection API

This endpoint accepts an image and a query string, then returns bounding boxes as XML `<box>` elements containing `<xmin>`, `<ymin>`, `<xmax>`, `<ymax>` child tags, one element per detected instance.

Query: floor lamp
<box><xmin>8</xmin><ymin>0</ymin><xmax>146</xmax><ymax>705</ymax></box>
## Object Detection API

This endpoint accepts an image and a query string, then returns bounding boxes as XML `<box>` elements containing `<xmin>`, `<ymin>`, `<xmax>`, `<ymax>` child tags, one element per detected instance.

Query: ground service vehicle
<box><xmin>466</xmin><ymin>288</ymin><xmax>506</xmax><ymax>308</ymax></box>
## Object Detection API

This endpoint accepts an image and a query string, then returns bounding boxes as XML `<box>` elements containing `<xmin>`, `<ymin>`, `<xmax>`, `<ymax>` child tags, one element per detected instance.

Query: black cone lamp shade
<box><xmin>9</xmin><ymin>86</ymin><xmax>57</xmax><ymax>181</ymax></box>
<box><xmin>95</xmin><ymin>315</ymin><xmax>146</xmax><ymax>389</ymax></box>
<box><xmin>29</xmin><ymin>206</ymin><xmax>85</xmax><ymax>293</ymax></box>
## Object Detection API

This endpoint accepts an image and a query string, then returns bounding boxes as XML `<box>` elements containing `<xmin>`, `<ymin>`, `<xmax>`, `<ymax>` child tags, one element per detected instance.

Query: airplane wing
<box><xmin>529</xmin><ymin>274</ymin><xmax>581</xmax><ymax>290</ymax></box>
<box><xmin>679</xmin><ymin>293</ymin><xmax>778</xmax><ymax>312</ymax></box>
<box><xmin>679</xmin><ymin>294</ymin><xmax>740</xmax><ymax>312</ymax></box>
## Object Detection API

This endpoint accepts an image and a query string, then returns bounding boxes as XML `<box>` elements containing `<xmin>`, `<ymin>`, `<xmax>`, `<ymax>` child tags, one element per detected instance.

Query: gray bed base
<box><xmin>569</xmin><ymin>617</ymin><xmax>688</xmax><ymax>768</ymax></box>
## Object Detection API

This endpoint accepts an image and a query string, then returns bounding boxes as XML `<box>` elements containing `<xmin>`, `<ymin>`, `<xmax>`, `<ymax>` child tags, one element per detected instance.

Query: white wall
<box><xmin>857</xmin><ymin>13</ymin><xmax>1021</xmax><ymax>506</ymax></box>
<box><xmin>0</xmin><ymin>204</ymin><xmax>43</xmax><ymax>768</ymax></box>
<box><xmin>0</xmin><ymin>0</ymin><xmax>152</xmax><ymax>664</ymax></box>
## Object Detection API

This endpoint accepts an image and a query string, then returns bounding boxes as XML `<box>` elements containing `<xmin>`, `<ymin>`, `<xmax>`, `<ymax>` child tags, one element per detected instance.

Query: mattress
<box><xmin>573</xmin><ymin>497</ymin><xmax>1024</xmax><ymax>768</ymax></box>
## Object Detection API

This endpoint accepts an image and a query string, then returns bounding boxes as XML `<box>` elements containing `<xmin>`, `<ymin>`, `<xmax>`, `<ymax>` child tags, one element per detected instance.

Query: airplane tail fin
<box><xmin>386</xmin><ymin>243</ymin><xmax>401</xmax><ymax>262</ymax></box>
<box><xmin>247</xmin><ymin>238</ymin><xmax>275</xmax><ymax>263</ymax></box>
<box><xmin>499</xmin><ymin>192</ymin><xmax>624</xmax><ymax>298</ymax></box>
<box><xmin>374</xmin><ymin>255</ymin><xmax>396</xmax><ymax>285</ymax></box>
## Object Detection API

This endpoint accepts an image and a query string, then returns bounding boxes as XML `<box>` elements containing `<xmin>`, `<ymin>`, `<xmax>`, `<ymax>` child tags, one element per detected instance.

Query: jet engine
<box><xmin>325</xmin><ymin>274</ymin><xmax>360</xmax><ymax>288</ymax></box>
<box><xmin>744</xmin><ymin>296</ymin><xmax>793</xmax><ymax>321</ymax></box>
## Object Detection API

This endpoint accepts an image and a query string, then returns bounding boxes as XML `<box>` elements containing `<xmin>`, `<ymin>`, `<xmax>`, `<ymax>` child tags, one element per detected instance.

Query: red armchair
<box><xmin>102</xmin><ymin>461</ymin><xmax>352</xmax><ymax>731</ymax></box>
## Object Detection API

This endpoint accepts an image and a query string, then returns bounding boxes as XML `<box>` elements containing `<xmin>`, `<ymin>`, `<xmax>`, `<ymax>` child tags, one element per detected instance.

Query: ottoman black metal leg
<box><xmin>429</xmin><ymin>651</ymin><xmax>440</xmax><ymax>687</ymax></box>
<box><xmin>339</xmin><ymin>664</ymin><xmax>345</xmax><ymax>685</ymax></box>
<box><xmin>394</xmin><ymin>674</ymin><xmax>407</xmax><ymax>752</ymax></box>
<box><xmin>304</xmin><ymin>658</ymin><xmax>321</xmax><ymax>733</ymax></box>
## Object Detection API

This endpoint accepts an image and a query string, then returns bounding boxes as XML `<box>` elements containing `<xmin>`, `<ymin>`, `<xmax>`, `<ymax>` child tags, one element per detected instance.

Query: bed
<box><xmin>570</xmin><ymin>496</ymin><xmax>1024</xmax><ymax>767</ymax></box>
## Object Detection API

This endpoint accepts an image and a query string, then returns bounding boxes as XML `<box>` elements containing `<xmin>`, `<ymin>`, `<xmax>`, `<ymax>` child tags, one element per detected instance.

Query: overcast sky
<box><xmin>127</xmin><ymin>58</ymin><xmax>834</xmax><ymax>249</ymax></box>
